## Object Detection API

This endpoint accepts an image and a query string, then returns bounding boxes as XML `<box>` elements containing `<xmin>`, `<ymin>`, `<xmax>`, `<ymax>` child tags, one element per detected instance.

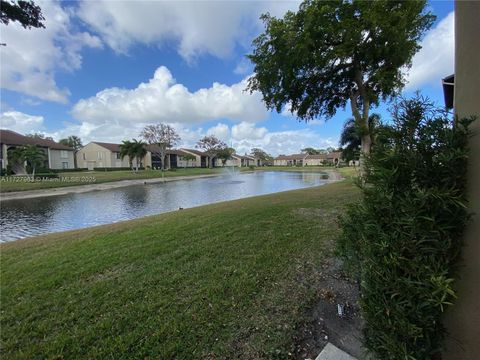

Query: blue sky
<box><xmin>0</xmin><ymin>0</ymin><xmax>454</xmax><ymax>155</ymax></box>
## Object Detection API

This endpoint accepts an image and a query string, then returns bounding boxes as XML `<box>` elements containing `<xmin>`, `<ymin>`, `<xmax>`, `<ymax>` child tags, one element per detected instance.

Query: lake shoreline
<box><xmin>0</xmin><ymin>169</ymin><xmax>341</xmax><ymax>202</ymax></box>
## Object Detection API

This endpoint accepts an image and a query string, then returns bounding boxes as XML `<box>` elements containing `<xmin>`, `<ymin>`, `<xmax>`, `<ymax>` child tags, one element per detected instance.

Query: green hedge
<box><xmin>93</xmin><ymin>167</ymin><xmax>145</xmax><ymax>171</ymax></box>
<box><xmin>338</xmin><ymin>96</ymin><xmax>473</xmax><ymax>359</ymax></box>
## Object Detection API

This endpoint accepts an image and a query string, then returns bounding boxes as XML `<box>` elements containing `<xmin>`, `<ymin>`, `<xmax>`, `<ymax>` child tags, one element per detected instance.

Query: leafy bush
<box><xmin>338</xmin><ymin>96</ymin><xmax>473</xmax><ymax>359</ymax></box>
<box><xmin>249</xmin><ymin>165</ymin><xmax>255</xmax><ymax>170</ymax></box>
<box><xmin>93</xmin><ymin>167</ymin><xmax>145</xmax><ymax>171</ymax></box>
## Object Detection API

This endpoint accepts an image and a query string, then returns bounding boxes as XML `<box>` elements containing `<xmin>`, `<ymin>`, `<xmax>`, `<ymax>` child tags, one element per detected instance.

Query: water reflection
<box><xmin>0</xmin><ymin>171</ymin><xmax>328</xmax><ymax>242</ymax></box>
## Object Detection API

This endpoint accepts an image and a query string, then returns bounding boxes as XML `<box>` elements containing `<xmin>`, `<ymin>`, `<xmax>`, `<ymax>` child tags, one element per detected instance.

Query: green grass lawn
<box><xmin>0</xmin><ymin>168</ymin><xmax>230</xmax><ymax>193</ymax></box>
<box><xmin>1</xmin><ymin>179</ymin><xmax>358</xmax><ymax>359</ymax></box>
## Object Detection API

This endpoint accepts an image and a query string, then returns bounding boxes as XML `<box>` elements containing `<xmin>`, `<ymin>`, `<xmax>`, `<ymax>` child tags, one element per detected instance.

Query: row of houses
<box><xmin>76</xmin><ymin>142</ymin><xmax>259</xmax><ymax>170</ymax></box>
<box><xmin>273</xmin><ymin>152</ymin><xmax>342</xmax><ymax>166</ymax></box>
<box><xmin>0</xmin><ymin>130</ymin><xmax>259</xmax><ymax>173</ymax></box>
<box><xmin>1</xmin><ymin>129</ymin><xmax>343</xmax><ymax>173</ymax></box>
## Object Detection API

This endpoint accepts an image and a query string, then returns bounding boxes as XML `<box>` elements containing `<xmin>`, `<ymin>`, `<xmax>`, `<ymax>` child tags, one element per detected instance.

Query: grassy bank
<box><xmin>0</xmin><ymin>168</ymin><xmax>230</xmax><ymax>193</ymax></box>
<box><xmin>1</xmin><ymin>179</ymin><xmax>358</xmax><ymax>359</ymax></box>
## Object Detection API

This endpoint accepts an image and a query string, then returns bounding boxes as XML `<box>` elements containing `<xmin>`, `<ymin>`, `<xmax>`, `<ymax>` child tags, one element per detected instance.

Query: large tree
<box><xmin>340</xmin><ymin>114</ymin><xmax>380</xmax><ymax>164</ymax></box>
<box><xmin>196</xmin><ymin>135</ymin><xmax>227</xmax><ymax>168</ymax></box>
<box><xmin>216</xmin><ymin>147</ymin><xmax>235</xmax><ymax>167</ymax></box>
<box><xmin>0</xmin><ymin>0</ymin><xmax>45</xmax><ymax>29</ymax></box>
<box><xmin>247</xmin><ymin>0</ymin><xmax>434</xmax><ymax>160</ymax></box>
<box><xmin>251</xmin><ymin>148</ymin><xmax>273</xmax><ymax>165</ymax></box>
<box><xmin>140</xmin><ymin>124</ymin><xmax>180</xmax><ymax>171</ymax></box>
<box><xmin>119</xmin><ymin>139</ymin><xmax>147</xmax><ymax>172</ymax></box>
<box><xmin>8</xmin><ymin>144</ymin><xmax>45</xmax><ymax>179</ymax></box>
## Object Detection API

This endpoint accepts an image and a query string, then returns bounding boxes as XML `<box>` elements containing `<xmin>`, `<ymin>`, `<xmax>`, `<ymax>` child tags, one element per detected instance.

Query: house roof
<box><xmin>147</xmin><ymin>145</ymin><xmax>189</xmax><ymax>156</ymax></box>
<box><xmin>274</xmin><ymin>153</ymin><xmax>308</xmax><ymax>160</ymax></box>
<box><xmin>180</xmin><ymin>148</ymin><xmax>208</xmax><ymax>156</ymax></box>
<box><xmin>305</xmin><ymin>154</ymin><xmax>327</xmax><ymax>160</ymax></box>
<box><xmin>233</xmin><ymin>154</ymin><xmax>255</xmax><ymax>160</ymax></box>
<box><xmin>326</xmin><ymin>151</ymin><xmax>342</xmax><ymax>159</ymax></box>
<box><xmin>0</xmin><ymin>129</ymin><xmax>74</xmax><ymax>150</ymax></box>
<box><xmin>92</xmin><ymin>142</ymin><xmax>121</xmax><ymax>152</ymax></box>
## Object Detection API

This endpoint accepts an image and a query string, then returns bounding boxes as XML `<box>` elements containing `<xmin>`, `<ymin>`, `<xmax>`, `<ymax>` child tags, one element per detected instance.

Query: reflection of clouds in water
<box><xmin>1</xmin><ymin>171</ymin><xmax>328</xmax><ymax>242</ymax></box>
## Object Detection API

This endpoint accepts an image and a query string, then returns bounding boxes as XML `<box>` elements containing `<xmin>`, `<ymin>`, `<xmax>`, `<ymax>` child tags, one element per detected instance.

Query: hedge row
<box><xmin>338</xmin><ymin>96</ymin><xmax>473</xmax><ymax>359</ymax></box>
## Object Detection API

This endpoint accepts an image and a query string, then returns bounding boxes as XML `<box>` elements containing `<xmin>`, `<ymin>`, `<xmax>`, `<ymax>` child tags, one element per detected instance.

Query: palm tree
<box><xmin>59</xmin><ymin>136</ymin><xmax>83</xmax><ymax>168</ymax></box>
<box><xmin>8</xmin><ymin>145</ymin><xmax>46</xmax><ymax>179</ymax></box>
<box><xmin>119</xmin><ymin>139</ymin><xmax>147</xmax><ymax>172</ymax></box>
<box><xmin>340</xmin><ymin>114</ymin><xmax>381</xmax><ymax>165</ymax></box>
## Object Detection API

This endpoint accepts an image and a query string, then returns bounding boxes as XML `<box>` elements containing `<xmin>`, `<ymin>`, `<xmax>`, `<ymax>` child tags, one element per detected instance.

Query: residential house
<box><xmin>0</xmin><ymin>129</ymin><xmax>75</xmax><ymax>173</ymax></box>
<box><xmin>148</xmin><ymin>146</ymin><xmax>192</xmax><ymax>169</ymax></box>
<box><xmin>274</xmin><ymin>153</ymin><xmax>308</xmax><ymax>166</ymax></box>
<box><xmin>274</xmin><ymin>151</ymin><xmax>343</xmax><ymax>166</ymax></box>
<box><xmin>180</xmin><ymin>149</ymin><xmax>211</xmax><ymax>168</ymax></box>
<box><xmin>76</xmin><ymin>142</ymin><xmax>137</xmax><ymax>170</ymax></box>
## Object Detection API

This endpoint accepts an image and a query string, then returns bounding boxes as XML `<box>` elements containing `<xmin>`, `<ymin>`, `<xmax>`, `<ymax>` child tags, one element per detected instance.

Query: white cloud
<box><xmin>405</xmin><ymin>12</ymin><xmax>454</xmax><ymax>91</ymax></box>
<box><xmin>71</xmin><ymin>66</ymin><xmax>268</xmax><ymax>125</ymax></box>
<box><xmin>1</xmin><ymin>107</ymin><xmax>335</xmax><ymax>158</ymax></box>
<box><xmin>0</xmin><ymin>1</ymin><xmax>102</xmax><ymax>103</ymax></box>
<box><xmin>0</xmin><ymin>111</ymin><xmax>45</xmax><ymax>134</ymax></box>
<box><xmin>207</xmin><ymin>123</ymin><xmax>231</xmax><ymax>141</ymax></box>
<box><xmin>77</xmin><ymin>0</ymin><xmax>299</xmax><ymax>62</ymax></box>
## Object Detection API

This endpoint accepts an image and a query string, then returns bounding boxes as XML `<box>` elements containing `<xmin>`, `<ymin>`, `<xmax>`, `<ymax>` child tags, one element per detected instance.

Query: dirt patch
<box><xmin>292</xmin><ymin>254</ymin><xmax>364</xmax><ymax>359</ymax></box>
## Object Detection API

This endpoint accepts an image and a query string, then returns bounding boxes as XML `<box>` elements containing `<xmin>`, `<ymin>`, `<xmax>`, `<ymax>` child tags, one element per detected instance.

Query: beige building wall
<box><xmin>304</xmin><ymin>158</ymin><xmax>324</xmax><ymax>166</ymax></box>
<box><xmin>443</xmin><ymin>2</ymin><xmax>480</xmax><ymax>359</ymax></box>
<box><xmin>177</xmin><ymin>156</ymin><xmax>198</xmax><ymax>168</ymax></box>
<box><xmin>49</xmin><ymin>149</ymin><xmax>75</xmax><ymax>169</ymax></box>
<box><xmin>274</xmin><ymin>159</ymin><xmax>288</xmax><ymax>166</ymax></box>
<box><xmin>76</xmin><ymin>143</ymin><xmax>130</xmax><ymax>169</ymax></box>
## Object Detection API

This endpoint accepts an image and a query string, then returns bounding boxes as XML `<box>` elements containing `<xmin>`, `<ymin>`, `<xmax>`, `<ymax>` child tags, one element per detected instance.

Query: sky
<box><xmin>0</xmin><ymin>0</ymin><xmax>455</xmax><ymax>156</ymax></box>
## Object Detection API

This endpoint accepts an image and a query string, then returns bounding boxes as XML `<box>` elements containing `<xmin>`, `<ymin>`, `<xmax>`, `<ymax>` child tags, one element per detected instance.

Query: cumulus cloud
<box><xmin>71</xmin><ymin>66</ymin><xmax>268</xmax><ymax>125</ymax></box>
<box><xmin>0</xmin><ymin>1</ymin><xmax>102</xmax><ymax>103</ymax></box>
<box><xmin>0</xmin><ymin>110</ymin><xmax>45</xmax><ymax>134</ymax></box>
<box><xmin>405</xmin><ymin>12</ymin><xmax>454</xmax><ymax>91</ymax></box>
<box><xmin>207</xmin><ymin>123</ymin><xmax>231</xmax><ymax>141</ymax></box>
<box><xmin>77</xmin><ymin>0</ymin><xmax>299</xmax><ymax>62</ymax></box>
<box><xmin>207</xmin><ymin>121</ymin><xmax>336</xmax><ymax>156</ymax></box>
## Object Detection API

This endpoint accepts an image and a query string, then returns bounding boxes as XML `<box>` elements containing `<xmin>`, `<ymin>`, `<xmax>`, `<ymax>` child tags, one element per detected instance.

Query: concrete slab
<box><xmin>315</xmin><ymin>342</ymin><xmax>357</xmax><ymax>360</ymax></box>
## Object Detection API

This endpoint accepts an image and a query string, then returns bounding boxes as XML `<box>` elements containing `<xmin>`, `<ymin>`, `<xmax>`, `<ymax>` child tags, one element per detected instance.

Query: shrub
<box><xmin>248</xmin><ymin>165</ymin><xmax>255</xmax><ymax>170</ymax></box>
<box><xmin>93</xmin><ymin>167</ymin><xmax>145</xmax><ymax>171</ymax></box>
<box><xmin>338</xmin><ymin>96</ymin><xmax>473</xmax><ymax>359</ymax></box>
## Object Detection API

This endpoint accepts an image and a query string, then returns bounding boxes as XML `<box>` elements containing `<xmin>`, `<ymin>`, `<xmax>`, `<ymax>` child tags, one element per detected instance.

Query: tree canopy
<box><xmin>0</xmin><ymin>0</ymin><xmax>45</xmax><ymax>29</ymax></box>
<box><xmin>216</xmin><ymin>147</ymin><xmax>235</xmax><ymax>166</ymax></box>
<box><xmin>119</xmin><ymin>139</ymin><xmax>147</xmax><ymax>172</ymax></box>
<box><xmin>140</xmin><ymin>124</ymin><xmax>180</xmax><ymax>171</ymax></box>
<box><xmin>247</xmin><ymin>0</ymin><xmax>434</xmax><ymax>155</ymax></box>
<box><xmin>196</xmin><ymin>135</ymin><xmax>227</xmax><ymax>168</ymax></box>
<box><xmin>7</xmin><ymin>144</ymin><xmax>45</xmax><ymax>178</ymax></box>
<box><xmin>59</xmin><ymin>136</ymin><xmax>83</xmax><ymax>151</ymax></box>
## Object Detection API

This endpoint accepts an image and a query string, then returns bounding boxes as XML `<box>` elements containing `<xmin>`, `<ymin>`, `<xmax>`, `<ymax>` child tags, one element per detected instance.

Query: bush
<box><xmin>52</xmin><ymin>168</ymin><xmax>88</xmax><ymax>173</ymax></box>
<box><xmin>338</xmin><ymin>96</ymin><xmax>473</xmax><ymax>359</ymax></box>
<box><xmin>93</xmin><ymin>167</ymin><xmax>145</xmax><ymax>171</ymax></box>
<box><xmin>248</xmin><ymin>165</ymin><xmax>255</xmax><ymax>170</ymax></box>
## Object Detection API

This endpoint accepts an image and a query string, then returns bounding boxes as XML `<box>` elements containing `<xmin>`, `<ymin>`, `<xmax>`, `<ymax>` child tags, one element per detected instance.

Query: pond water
<box><xmin>0</xmin><ymin>171</ymin><xmax>328</xmax><ymax>242</ymax></box>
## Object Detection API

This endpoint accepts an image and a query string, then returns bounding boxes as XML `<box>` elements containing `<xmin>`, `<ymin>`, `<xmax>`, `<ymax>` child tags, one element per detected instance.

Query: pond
<box><xmin>0</xmin><ymin>171</ymin><xmax>329</xmax><ymax>242</ymax></box>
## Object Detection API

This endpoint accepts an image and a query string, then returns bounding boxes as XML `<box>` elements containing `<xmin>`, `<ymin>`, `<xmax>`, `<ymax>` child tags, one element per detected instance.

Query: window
<box><xmin>82</xmin><ymin>153</ymin><xmax>86</xmax><ymax>160</ymax></box>
<box><xmin>115</xmin><ymin>152</ymin><xmax>121</xmax><ymax>160</ymax></box>
<box><xmin>97</xmin><ymin>152</ymin><xmax>103</xmax><ymax>160</ymax></box>
<box><xmin>62</xmin><ymin>162</ymin><xmax>69</xmax><ymax>169</ymax></box>
<box><xmin>60</xmin><ymin>150</ymin><xmax>69</xmax><ymax>158</ymax></box>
